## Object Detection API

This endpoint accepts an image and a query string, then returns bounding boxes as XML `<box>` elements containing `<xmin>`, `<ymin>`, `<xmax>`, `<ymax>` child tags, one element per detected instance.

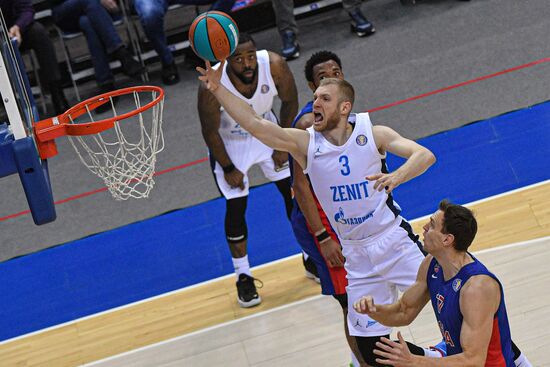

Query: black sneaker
<box><xmin>281</xmin><ymin>30</ymin><xmax>300</xmax><ymax>60</ymax></box>
<box><xmin>161</xmin><ymin>62</ymin><xmax>180</xmax><ymax>85</ymax></box>
<box><xmin>348</xmin><ymin>9</ymin><xmax>376</xmax><ymax>37</ymax></box>
<box><xmin>236</xmin><ymin>274</ymin><xmax>263</xmax><ymax>308</ymax></box>
<box><xmin>302</xmin><ymin>254</ymin><xmax>320</xmax><ymax>284</ymax></box>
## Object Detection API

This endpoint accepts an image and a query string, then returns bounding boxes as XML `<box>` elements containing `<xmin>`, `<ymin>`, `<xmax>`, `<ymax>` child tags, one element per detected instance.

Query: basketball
<box><xmin>188</xmin><ymin>11</ymin><xmax>239</xmax><ymax>62</ymax></box>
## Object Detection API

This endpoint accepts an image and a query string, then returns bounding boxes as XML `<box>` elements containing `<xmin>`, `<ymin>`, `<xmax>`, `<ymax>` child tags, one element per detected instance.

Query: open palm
<box><xmin>197</xmin><ymin>60</ymin><xmax>225</xmax><ymax>92</ymax></box>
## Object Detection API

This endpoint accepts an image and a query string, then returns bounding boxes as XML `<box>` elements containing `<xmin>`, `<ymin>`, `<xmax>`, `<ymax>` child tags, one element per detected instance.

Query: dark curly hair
<box><xmin>438</xmin><ymin>200</ymin><xmax>478</xmax><ymax>252</ymax></box>
<box><xmin>304</xmin><ymin>51</ymin><xmax>342</xmax><ymax>83</ymax></box>
<box><xmin>238</xmin><ymin>32</ymin><xmax>255</xmax><ymax>46</ymax></box>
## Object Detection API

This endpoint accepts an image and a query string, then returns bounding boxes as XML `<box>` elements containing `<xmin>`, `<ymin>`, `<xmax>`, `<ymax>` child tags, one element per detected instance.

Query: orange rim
<box><xmin>34</xmin><ymin>85</ymin><xmax>164</xmax><ymax>159</ymax></box>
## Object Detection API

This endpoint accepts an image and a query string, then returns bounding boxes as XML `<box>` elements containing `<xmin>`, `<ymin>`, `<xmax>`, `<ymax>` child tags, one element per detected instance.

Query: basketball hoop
<box><xmin>34</xmin><ymin>86</ymin><xmax>165</xmax><ymax>200</ymax></box>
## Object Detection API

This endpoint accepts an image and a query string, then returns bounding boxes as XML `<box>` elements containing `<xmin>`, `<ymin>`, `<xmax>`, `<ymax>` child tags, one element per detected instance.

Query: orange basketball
<box><xmin>188</xmin><ymin>11</ymin><xmax>239</xmax><ymax>62</ymax></box>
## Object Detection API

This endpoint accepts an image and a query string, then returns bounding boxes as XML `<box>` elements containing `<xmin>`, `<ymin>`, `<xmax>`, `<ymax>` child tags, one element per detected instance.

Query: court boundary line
<box><xmin>1</xmin><ymin>57</ymin><xmax>549</xmax><ymax>222</ymax></box>
<box><xmin>1</xmin><ymin>179</ymin><xmax>547</xmax><ymax>346</ymax></box>
<box><xmin>84</xmin><ymin>235</ymin><xmax>550</xmax><ymax>365</ymax></box>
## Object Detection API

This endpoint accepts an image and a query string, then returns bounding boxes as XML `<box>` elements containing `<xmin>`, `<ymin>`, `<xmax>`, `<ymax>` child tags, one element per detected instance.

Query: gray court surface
<box><xmin>1</xmin><ymin>0</ymin><xmax>549</xmax><ymax>261</ymax></box>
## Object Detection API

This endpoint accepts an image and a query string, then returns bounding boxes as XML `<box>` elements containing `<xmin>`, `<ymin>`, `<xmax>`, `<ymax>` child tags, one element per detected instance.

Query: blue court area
<box><xmin>1</xmin><ymin>101</ymin><xmax>549</xmax><ymax>341</ymax></box>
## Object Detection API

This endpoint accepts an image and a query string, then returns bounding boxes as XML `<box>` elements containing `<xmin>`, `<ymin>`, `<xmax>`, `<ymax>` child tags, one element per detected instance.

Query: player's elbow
<box><xmin>414</xmin><ymin>148</ymin><xmax>436</xmax><ymax>172</ymax></box>
<box><xmin>423</xmin><ymin>148</ymin><xmax>436</xmax><ymax>166</ymax></box>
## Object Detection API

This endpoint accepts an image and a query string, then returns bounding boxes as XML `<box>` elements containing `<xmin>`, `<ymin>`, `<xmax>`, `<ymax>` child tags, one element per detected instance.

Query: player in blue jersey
<box><xmin>353</xmin><ymin>200</ymin><xmax>532</xmax><ymax>367</ymax></box>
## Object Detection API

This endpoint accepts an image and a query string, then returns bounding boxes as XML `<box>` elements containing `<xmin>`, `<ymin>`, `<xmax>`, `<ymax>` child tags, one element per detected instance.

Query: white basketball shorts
<box><xmin>341</xmin><ymin>219</ymin><xmax>425</xmax><ymax>337</ymax></box>
<box><xmin>212</xmin><ymin>136</ymin><xmax>290</xmax><ymax>200</ymax></box>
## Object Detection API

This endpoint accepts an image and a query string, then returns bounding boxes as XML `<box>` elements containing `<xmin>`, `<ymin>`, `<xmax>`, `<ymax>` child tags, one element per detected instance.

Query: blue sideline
<box><xmin>0</xmin><ymin>102</ymin><xmax>549</xmax><ymax>341</ymax></box>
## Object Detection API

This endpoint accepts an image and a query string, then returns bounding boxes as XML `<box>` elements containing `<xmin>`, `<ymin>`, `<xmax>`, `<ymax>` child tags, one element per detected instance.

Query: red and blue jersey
<box><xmin>427</xmin><ymin>255</ymin><xmax>515</xmax><ymax>366</ymax></box>
<box><xmin>288</xmin><ymin>102</ymin><xmax>347</xmax><ymax>296</ymax></box>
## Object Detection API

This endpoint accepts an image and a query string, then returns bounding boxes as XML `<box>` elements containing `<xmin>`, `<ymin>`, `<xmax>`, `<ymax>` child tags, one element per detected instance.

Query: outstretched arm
<box><xmin>371</xmin><ymin>275</ymin><xmax>502</xmax><ymax>367</ymax></box>
<box><xmin>353</xmin><ymin>255</ymin><xmax>432</xmax><ymax>326</ymax></box>
<box><xmin>197</xmin><ymin>61</ymin><xmax>309</xmax><ymax>168</ymax></box>
<box><xmin>369</xmin><ymin>125</ymin><xmax>436</xmax><ymax>193</ymax></box>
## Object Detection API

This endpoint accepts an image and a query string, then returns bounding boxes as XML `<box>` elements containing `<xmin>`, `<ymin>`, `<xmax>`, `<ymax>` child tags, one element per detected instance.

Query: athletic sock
<box><xmin>514</xmin><ymin>353</ymin><xmax>533</xmax><ymax>367</ymax></box>
<box><xmin>232</xmin><ymin>255</ymin><xmax>251</xmax><ymax>279</ymax></box>
<box><xmin>303</xmin><ymin>251</ymin><xmax>309</xmax><ymax>261</ymax></box>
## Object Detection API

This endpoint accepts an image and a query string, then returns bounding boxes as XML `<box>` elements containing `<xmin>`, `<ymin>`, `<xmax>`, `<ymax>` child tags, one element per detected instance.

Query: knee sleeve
<box><xmin>355</xmin><ymin>335</ymin><xmax>390</xmax><ymax>367</ymax></box>
<box><xmin>225</xmin><ymin>196</ymin><xmax>248</xmax><ymax>243</ymax></box>
<box><xmin>274</xmin><ymin>177</ymin><xmax>293</xmax><ymax>219</ymax></box>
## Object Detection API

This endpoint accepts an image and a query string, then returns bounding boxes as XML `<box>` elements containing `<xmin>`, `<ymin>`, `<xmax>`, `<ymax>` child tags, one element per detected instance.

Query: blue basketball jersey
<box><xmin>292</xmin><ymin>101</ymin><xmax>313</xmax><ymax>128</ymax></box>
<box><xmin>427</xmin><ymin>256</ymin><xmax>515</xmax><ymax>366</ymax></box>
<box><xmin>289</xmin><ymin>101</ymin><xmax>313</xmax><ymax>187</ymax></box>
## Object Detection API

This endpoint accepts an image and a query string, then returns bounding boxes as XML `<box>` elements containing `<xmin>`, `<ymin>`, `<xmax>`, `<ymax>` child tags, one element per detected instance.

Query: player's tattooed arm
<box><xmin>268</xmin><ymin>52</ymin><xmax>299</xmax><ymax>169</ymax></box>
<box><xmin>268</xmin><ymin>51</ymin><xmax>299</xmax><ymax>129</ymax></box>
<box><xmin>198</xmin><ymin>81</ymin><xmax>245</xmax><ymax>189</ymax></box>
<box><xmin>198</xmin><ymin>82</ymin><xmax>231</xmax><ymax>167</ymax></box>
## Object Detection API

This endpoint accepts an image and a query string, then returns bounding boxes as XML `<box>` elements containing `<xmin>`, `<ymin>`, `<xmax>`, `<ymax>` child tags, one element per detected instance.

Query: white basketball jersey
<box><xmin>304</xmin><ymin>113</ymin><xmax>402</xmax><ymax>241</ymax></box>
<box><xmin>215</xmin><ymin>50</ymin><xmax>278</xmax><ymax>145</ymax></box>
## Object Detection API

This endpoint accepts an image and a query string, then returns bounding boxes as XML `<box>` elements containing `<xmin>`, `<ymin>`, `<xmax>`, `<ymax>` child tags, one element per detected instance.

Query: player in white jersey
<box><xmin>198</xmin><ymin>33</ymin><xmax>299</xmax><ymax>308</ymax></box>
<box><xmin>197</xmin><ymin>65</ymin><xmax>436</xmax><ymax>365</ymax></box>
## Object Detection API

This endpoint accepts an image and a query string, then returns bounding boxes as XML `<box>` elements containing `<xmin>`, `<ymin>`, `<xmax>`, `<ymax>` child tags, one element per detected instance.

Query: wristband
<box><xmin>222</xmin><ymin>163</ymin><xmax>236</xmax><ymax>173</ymax></box>
<box><xmin>315</xmin><ymin>229</ymin><xmax>330</xmax><ymax>243</ymax></box>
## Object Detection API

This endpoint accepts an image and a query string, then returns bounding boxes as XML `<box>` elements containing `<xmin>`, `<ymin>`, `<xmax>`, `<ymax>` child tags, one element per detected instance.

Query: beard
<box><xmin>236</xmin><ymin>67</ymin><xmax>257</xmax><ymax>84</ymax></box>
<box><xmin>317</xmin><ymin>110</ymin><xmax>340</xmax><ymax>131</ymax></box>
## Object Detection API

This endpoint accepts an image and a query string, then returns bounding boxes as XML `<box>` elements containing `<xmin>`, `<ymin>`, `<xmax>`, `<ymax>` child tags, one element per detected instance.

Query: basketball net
<box><xmin>67</xmin><ymin>90</ymin><xmax>165</xmax><ymax>200</ymax></box>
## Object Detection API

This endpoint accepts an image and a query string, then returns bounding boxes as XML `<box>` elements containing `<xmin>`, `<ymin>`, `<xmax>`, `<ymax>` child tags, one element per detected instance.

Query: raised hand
<box><xmin>197</xmin><ymin>60</ymin><xmax>225</xmax><ymax>92</ymax></box>
<box><xmin>353</xmin><ymin>295</ymin><xmax>378</xmax><ymax>315</ymax></box>
<box><xmin>366</xmin><ymin>171</ymin><xmax>404</xmax><ymax>194</ymax></box>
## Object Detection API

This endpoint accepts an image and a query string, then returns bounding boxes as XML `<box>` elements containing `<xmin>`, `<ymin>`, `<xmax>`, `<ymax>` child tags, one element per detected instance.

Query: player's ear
<box><xmin>307</xmin><ymin>81</ymin><xmax>316</xmax><ymax>92</ymax></box>
<box><xmin>443</xmin><ymin>233</ymin><xmax>455</xmax><ymax>248</ymax></box>
<box><xmin>340</xmin><ymin>101</ymin><xmax>352</xmax><ymax>115</ymax></box>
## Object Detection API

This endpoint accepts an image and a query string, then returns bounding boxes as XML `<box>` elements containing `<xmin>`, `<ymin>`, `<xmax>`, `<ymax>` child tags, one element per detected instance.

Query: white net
<box><xmin>67</xmin><ymin>89</ymin><xmax>164</xmax><ymax>200</ymax></box>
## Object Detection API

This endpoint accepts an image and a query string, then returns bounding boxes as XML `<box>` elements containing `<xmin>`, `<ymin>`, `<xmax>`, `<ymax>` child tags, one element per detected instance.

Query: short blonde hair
<box><xmin>319</xmin><ymin>78</ymin><xmax>355</xmax><ymax>107</ymax></box>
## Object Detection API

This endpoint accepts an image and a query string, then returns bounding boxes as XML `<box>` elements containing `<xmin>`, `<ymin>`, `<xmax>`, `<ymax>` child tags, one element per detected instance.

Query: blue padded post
<box><xmin>12</xmin><ymin>137</ymin><xmax>56</xmax><ymax>225</ymax></box>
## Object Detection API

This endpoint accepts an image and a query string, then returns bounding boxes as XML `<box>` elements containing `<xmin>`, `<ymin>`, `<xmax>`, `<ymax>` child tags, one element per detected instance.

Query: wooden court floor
<box><xmin>87</xmin><ymin>236</ymin><xmax>550</xmax><ymax>367</ymax></box>
<box><xmin>1</xmin><ymin>181</ymin><xmax>549</xmax><ymax>366</ymax></box>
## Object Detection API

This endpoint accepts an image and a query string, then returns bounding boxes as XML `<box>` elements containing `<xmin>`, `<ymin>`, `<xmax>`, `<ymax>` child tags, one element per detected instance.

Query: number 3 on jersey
<box><xmin>339</xmin><ymin>155</ymin><xmax>350</xmax><ymax>176</ymax></box>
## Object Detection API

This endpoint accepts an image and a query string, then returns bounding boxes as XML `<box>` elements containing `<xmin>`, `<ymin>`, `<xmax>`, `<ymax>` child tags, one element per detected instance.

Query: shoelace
<box><xmin>251</xmin><ymin>277</ymin><xmax>264</xmax><ymax>289</ymax></box>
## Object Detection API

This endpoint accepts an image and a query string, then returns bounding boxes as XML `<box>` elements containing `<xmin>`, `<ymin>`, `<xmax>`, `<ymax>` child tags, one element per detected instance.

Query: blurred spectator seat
<box><xmin>54</xmin><ymin>11</ymin><xmax>147</xmax><ymax>100</ymax></box>
<box><xmin>19</xmin><ymin>48</ymin><xmax>47</xmax><ymax>113</ymax></box>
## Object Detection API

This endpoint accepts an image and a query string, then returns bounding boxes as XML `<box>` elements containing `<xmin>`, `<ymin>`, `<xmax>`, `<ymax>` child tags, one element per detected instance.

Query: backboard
<box><xmin>0</xmin><ymin>9</ymin><xmax>56</xmax><ymax>225</ymax></box>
